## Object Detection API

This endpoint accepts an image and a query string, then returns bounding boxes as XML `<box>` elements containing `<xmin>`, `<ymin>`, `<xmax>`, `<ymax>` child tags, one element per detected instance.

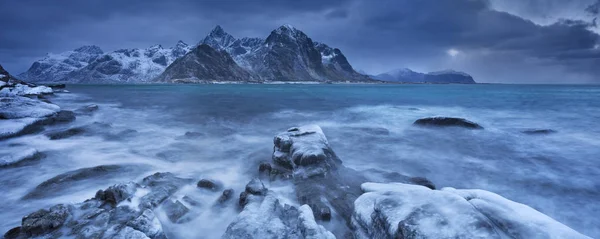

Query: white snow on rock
<box><xmin>298</xmin><ymin>205</ymin><xmax>336</xmax><ymax>239</ymax></box>
<box><xmin>0</xmin><ymin>147</ymin><xmax>39</xmax><ymax>167</ymax></box>
<box><xmin>0</xmin><ymin>96</ymin><xmax>60</xmax><ymax>119</ymax></box>
<box><xmin>0</xmin><ymin>84</ymin><xmax>53</xmax><ymax>96</ymax></box>
<box><xmin>353</xmin><ymin>182</ymin><xmax>591</xmax><ymax>239</ymax></box>
<box><xmin>0</xmin><ymin>117</ymin><xmax>42</xmax><ymax>139</ymax></box>
<box><xmin>223</xmin><ymin>191</ymin><xmax>335</xmax><ymax>239</ymax></box>
<box><xmin>272</xmin><ymin>125</ymin><xmax>341</xmax><ymax>178</ymax></box>
<box><xmin>445</xmin><ymin>188</ymin><xmax>591</xmax><ymax>239</ymax></box>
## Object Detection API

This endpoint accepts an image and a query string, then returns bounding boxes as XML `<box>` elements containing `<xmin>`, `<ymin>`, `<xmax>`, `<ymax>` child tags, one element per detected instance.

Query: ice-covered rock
<box><xmin>273</xmin><ymin>125</ymin><xmax>342</xmax><ymax>177</ymax></box>
<box><xmin>0</xmin><ymin>147</ymin><xmax>43</xmax><ymax>168</ymax></box>
<box><xmin>223</xmin><ymin>191</ymin><xmax>335</xmax><ymax>239</ymax></box>
<box><xmin>0</xmin><ymin>84</ymin><xmax>53</xmax><ymax>96</ymax></box>
<box><xmin>0</xmin><ymin>96</ymin><xmax>60</xmax><ymax>119</ymax></box>
<box><xmin>0</xmin><ymin>96</ymin><xmax>64</xmax><ymax>139</ymax></box>
<box><xmin>352</xmin><ymin>182</ymin><xmax>591</xmax><ymax>239</ymax></box>
<box><xmin>4</xmin><ymin>172</ymin><xmax>193</xmax><ymax>239</ymax></box>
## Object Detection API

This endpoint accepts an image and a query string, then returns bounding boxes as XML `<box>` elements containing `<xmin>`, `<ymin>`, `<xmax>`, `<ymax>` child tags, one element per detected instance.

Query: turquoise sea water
<box><xmin>1</xmin><ymin>84</ymin><xmax>599</xmax><ymax>237</ymax></box>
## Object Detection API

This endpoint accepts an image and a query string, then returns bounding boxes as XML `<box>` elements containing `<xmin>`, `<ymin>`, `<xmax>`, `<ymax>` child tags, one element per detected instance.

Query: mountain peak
<box><xmin>175</xmin><ymin>40</ymin><xmax>188</xmax><ymax>48</ymax></box>
<box><xmin>73</xmin><ymin>45</ymin><xmax>104</xmax><ymax>54</ymax></box>
<box><xmin>274</xmin><ymin>24</ymin><xmax>300</xmax><ymax>35</ymax></box>
<box><xmin>201</xmin><ymin>25</ymin><xmax>236</xmax><ymax>49</ymax></box>
<box><xmin>210</xmin><ymin>25</ymin><xmax>226</xmax><ymax>35</ymax></box>
<box><xmin>147</xmin><ymin>44</ymin><xmax>163</xmax><ymax>50</ymax></box>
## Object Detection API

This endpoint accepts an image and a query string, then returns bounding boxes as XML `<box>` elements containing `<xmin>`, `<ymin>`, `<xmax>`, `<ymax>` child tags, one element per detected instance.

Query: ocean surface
<box><xmin>1</xmin><ymin>84</ymin><xmax>599</xmax><ymax>238</ymax></box>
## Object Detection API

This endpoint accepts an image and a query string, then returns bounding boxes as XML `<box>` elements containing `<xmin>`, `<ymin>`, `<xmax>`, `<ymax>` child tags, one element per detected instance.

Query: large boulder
<box><xmin>352</xmin><ymin>182</ymin><xmax>591</xmax><ymax>239</ymax></box>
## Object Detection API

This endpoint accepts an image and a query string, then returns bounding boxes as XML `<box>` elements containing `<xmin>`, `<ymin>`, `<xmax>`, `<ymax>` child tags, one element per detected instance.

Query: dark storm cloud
<box><xmin>0</xmin><ymin>0</ymin><xmax>599</xmax><ymax>83</ymax></box>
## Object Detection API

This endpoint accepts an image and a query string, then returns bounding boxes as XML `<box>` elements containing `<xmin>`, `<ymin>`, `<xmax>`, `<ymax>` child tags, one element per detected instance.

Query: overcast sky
<box><xmin>1</xmin><ymin>0</ymin><xmax>599</xmax><ymax>83</ymax></box>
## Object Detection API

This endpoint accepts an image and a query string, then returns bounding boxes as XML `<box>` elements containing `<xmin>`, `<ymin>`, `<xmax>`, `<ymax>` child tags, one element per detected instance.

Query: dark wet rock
<box><xmin>197</xmin><ymin>178</ymin><xmax>222</xmax><ymax>191</ymax></box>
<box><xmin>52</xmin><ymin>110</ymin><xmax>75</xmax><ymax>123</ymax></box>
<box><xmin>162</xmin><ymin>200</ymin><xmax>189</xmax><ymax>223</ymax></box>
<box><xmin>45</xmin><ymin>127</ymin><xmax>86</xmax><ymax>140</ymax></box>
<box><xmin>44</xmin><ymin>122</ymin><xmax>112</xmax><ymax>140</ymax></box>
<box><xmin>414</xmin><ymin>117</ymin><xmax>483</xmax><ymax>129</ymax></box>
<box><xmin>47</xmin><ymin>84</ymin><xmax>66</xmax><ymax>89</ymax></box>
<box><xmin>409</xmin><ymin>177</ymin><xmax>436</xmax><ymax>190</ymax></box>
<box><xmin>95</xmin><ymin>183</ymin><xmax>137</xmax><ymax>206</ymax></box>
<box><xmin>74</xmin><ymin>104</ymin><xmax>99</xmax><ymax>115</ymax></box>
<box><xmin>182</xmin><ymin>195</ymin><xmax>201</xmax><ymax>207</ymax></box>
<box><xmin>238</xmin><ymin>191</ymin><xmax>249</xmax><ymax>208</ymax></box>
<box><xmin>23</xmin><ymin>164</ymin><xmax>147</xmax><ymax>200</ymax></box>
<box><xmin>217</xmin><ymin>189</ymin><xmax>235</xmax><ymax>204</ymax></box>
<box><xmin>258</xmin><ymin>162</ymin><xmax>272</xmax><ymax>174</ymax></box>
<box><xmin>183</xmin><ymin>131</ymin><xmax>204</xmax><ymax>138</ymax></box>
<box><xmin>522</xmin><ymin>129</ymin><xmax>557</xmax><ymax>135</ymax></box>
<box><xmin>21</xmin><ymin>204</ymin><xmax>72</xmax><ymax>237</ymax></box>
<box><xmin>3</xmin><ymin>226</ymin><xmax>21</xmax><ymax>239</ymax></box>
<box><xmin>245</xmin><ymin>178</ymin><xmax>267</xmax><ymax>195</ymax></box>
<box><xmin>348</xmin><ymin>126</ymin><xmax>390</xmax><ymax>136</ymax></box>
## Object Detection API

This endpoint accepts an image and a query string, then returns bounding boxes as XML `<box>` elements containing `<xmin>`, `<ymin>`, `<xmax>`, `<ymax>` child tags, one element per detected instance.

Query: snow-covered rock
<box><xmin>0</xmin><ymin>96</ymin><xmax>60</xmax><ymax>119</ymax></box>
<box><xmin>0</xmin><ymin>147</ymin><xmax>42</xmax><ymax>168</ymax></box>
<box><xmin>223</xmin><ymin>190</ymin><xmax>335</xmax><ymax>239</ymax></box>
<box><xmin>272</xmin><ymin>125</ymin><xmax>342</xmax><ymax>178</ymax></box>
<box><xmin>4</xmin><ymin>172</ymin><xmax>192</xmax><ymax>239</ymax></box>
<box><xmin>352</xmin><ymin>182</ymin><xmax>591</xmax><ymax>239</ymax></box>
<box><xmin>19</xmin><ymin>45</ymin><xmax>104</xmax><ymax>83</ymax></box>
<box><xmin>0</xmin><ymin>84</ymin><xmax>53</xmax><ymax>96</ymax></box>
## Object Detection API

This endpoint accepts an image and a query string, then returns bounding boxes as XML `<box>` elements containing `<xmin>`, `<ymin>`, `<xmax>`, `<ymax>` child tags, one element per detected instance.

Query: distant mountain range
<box><xmin>372</xmin><ymin>68</ymin><xmax>476</xmax><ymax>84</ymax></box>
<box><xmin>17</xmin><ymin>25</ymin><xmax>475</xmax><ymax>84</ymax></box>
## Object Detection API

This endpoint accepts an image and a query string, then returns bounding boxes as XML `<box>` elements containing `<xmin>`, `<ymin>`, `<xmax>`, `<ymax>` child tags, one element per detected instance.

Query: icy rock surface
<box><xmin>352</xmin><ymin>182</ymin><xmax>591</xmax><ymax>239</ymax></box>
<box><xmin>223</xmin><ymin>189</ymin><xmax>335</xmax><ymax>239</ymax></box>
<box><xmin>4</xmin><ymin>172</ymin><xmax>192</xmax><ymax>239</ymax></box>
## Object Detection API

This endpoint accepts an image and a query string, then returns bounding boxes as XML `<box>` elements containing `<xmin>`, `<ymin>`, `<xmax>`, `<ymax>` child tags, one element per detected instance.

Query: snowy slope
<box><xmin>19</xmin><ymin>46</ymin><xmax>104</xmax><ymax>83</ymax></box>
<box><xmin>66</xmin><ymin>41</ymin><xmax>192</xmax><ymax>83</ymax></box>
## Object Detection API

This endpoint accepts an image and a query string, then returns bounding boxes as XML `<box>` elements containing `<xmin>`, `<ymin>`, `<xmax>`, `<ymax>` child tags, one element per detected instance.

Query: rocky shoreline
<box><xmin>1</xmin><ymin>122</ymin><xmax>591</xmax><ymax>238</ymax></box>
<box><xmin>0</xmin><ymin>64</ymin><xmax>591</xmax><ymax>238</ymax></box>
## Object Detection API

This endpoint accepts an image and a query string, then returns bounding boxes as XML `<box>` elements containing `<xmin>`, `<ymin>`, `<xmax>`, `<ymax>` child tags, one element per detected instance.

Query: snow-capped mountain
<box><xmin>19</xmin><ymin>46</ymin><xmax>104</xmax><ymax>83</ymax></box>
<box><xmin>154</xmin><ymin>44</ymin><xmax>255</xmax><ymax>83</ymax></box>
<box><xmin>374</xmin><ymin>68</ymin><xmax>476</xmax><ymax>83</ymax></box>
<box><xmin>19</xmin><ymin>25</ymin><xmax>374</xmax><ymax>83</ymax></box>
<box><xmin>65</xmin><ymin>41</ymin><xmax>192</xmax><ymax>83</ymax></box>
<box><xmin>20</xmin><ymin>41</ymin><xmax>191</xmax><ymax>83</ymax></box>
<box><xmin>167</xmin><ymin>24</ymin><xmax>371</xmax><ymax>83</ymax></box>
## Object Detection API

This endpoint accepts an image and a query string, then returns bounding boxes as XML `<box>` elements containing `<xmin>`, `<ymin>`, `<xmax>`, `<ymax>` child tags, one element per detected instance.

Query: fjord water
<box><xmin>1</xmin><ymin>84</ymin><xmax>599</xmax><ymax>238</ymax></box>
